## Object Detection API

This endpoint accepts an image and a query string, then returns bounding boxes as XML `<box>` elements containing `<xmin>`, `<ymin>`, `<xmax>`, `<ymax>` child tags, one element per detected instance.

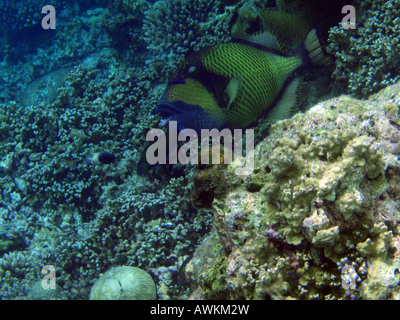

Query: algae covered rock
<box><xmin>188</xmin><ymin>81</ymin><xmax>400</xmax><ymax>300</ymax></box>
<box><xmin>89</xmin><ymin>266</ymin><xmax>157</xmax><ymax>300</ymax></box>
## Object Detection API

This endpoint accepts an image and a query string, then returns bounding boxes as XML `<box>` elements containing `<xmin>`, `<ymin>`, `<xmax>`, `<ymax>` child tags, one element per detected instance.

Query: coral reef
<box><xmin>143</xmin><ymin>0</ymin><xmax>234</xmax><ymax>79</ymax></box>
<box><xmin>327</xmin><ymin>0</ymin><xmax>400</xmax><ymax>98</ymax></box>
<box><xmin>0</xmin><ymin>0</ymin><xmax>220</xmax><ymax>300</ymax></box>
<box><xmin>0</xmin><ymin>4</ymin><xmax>114</xmax><ymax>102</ymax></box>
<box><xmin>187</xmin><ymin>81</ymin><xmax>400</xmax><ymax>299</ymax></box>
<box><xmin>0</xmin><ymin>0</ymin><xmax>67</xmax><ymax>30</ymax></box>
<box><xmin>0</xmin><ymin>0</ymin><xmax>399</xmax><ymax>301</ymax></box>
<box><xmin>0</xmin><ymin>80</ymin><xmax>213</xmax><ymax>298</ymax></box>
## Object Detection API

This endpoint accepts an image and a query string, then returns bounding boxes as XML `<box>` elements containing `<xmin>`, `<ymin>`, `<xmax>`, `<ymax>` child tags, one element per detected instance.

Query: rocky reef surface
<box><xmin>188</xmin><ymin>81</ymin><xmax>400</xmax><ymax>300</ymax></box>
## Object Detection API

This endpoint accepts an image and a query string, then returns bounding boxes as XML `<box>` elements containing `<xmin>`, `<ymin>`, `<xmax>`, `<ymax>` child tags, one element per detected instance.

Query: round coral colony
<box><xmin>89</xmin><ymin>266</ymin><xmax>157</xmax><ymax>300</ymax></box>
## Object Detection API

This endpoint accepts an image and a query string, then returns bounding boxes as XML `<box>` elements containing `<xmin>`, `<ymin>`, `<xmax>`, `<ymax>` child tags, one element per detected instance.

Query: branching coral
<box><xmin>0</xmin><ymin>0</ymin><xmax>68</xmax><ymax>30</ymax></box>
<box><xmin>143</xmin><ymin>0</ymin><xmax>234</xmax><ymax>79</ymax></box>
<box><xmin>0</xmin><ymin>0</ymin><xmax>223</xmax><ymax>299</ymax></box>
<box><xmin>327</xmin><ymin>0</ymin><xmax>400</xmax><ymax>98</ymax></box>
<box><xmin>0</xmin><ymin>60</ymin><xmax>213</xmax><ymax>299</ymax></box>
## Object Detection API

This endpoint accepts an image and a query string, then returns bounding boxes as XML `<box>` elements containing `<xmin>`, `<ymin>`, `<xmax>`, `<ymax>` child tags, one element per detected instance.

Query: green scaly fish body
<box><xmin>157</xmin><ymin>40</ymin><xmax>304</xmax><ymax>131</ymax></box>
<box><xmin>259</xmin><ymin>8</ymin><xmax>318</xmax><ymax>53</ymax></box>
<box><xmin>199</xmin><ymin>42</ymin><xmax>302</xmax><ymax>128</ymax></box>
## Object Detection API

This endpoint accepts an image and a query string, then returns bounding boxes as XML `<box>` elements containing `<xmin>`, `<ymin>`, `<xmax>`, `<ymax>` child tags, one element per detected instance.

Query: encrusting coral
<box><xmin>188</xmin><ymin>80</ymin><xmax>400</xmax><ymax>300</ymax></box>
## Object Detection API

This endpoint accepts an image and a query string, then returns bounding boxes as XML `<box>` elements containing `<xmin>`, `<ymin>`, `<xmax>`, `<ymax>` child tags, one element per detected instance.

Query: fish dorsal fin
<box><xmin>242</xmin><ymin>30</ymin><xmax>285</xmax><ymax>53</ymax></box>
<box><xmin>267</xmin><ymin>78</ymin><xmax>300</xmax><ymax>122</ymax></box>
<box><xmin>225</xmin><ymin>76</ymin><xmax>241</xmax><ymax>110</ymax></box>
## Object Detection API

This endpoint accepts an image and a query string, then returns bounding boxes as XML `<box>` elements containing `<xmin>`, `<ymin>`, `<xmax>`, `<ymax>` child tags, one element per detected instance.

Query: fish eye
<box><xmin>188</xmin><ymin>66</ymin><xmax>197</xmax><ymax>73</ymax></box>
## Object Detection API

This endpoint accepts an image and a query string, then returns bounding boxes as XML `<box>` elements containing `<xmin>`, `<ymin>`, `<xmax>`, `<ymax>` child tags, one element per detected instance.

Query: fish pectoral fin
<box><xmin>267</xmin><ymin>78</ymin><xmax>300</xmax><ymax>123</ymax></box>
<box><xmin>225</xmin><ymin>76</ymin><xmax>241</xmax><ymax>110</ymax></box>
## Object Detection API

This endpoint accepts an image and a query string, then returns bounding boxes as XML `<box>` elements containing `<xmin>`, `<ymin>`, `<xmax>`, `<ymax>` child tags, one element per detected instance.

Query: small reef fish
<box><xmin>157</xmin><ymin>29</ymin><xmax>327</xmax><ymax>132</ymax></box>
<box><xmin>88</xmin><ymin>152</ymin><xmax>116</xmax><ymax>165</ymax></box>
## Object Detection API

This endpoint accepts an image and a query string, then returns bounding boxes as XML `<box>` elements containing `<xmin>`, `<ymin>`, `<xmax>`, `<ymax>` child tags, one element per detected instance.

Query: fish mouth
<box><xmin>157</xmin><ymin>101</ymin><xmax>225</xmax><ymax>133</ymax></box>
<box><xmin>157</xmin><ymin>101</ymin><xmax>206</xmax><ymax>132</ymax></box>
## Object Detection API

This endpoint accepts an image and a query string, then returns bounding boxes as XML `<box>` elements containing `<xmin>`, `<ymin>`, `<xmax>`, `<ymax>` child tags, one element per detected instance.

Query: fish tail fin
<box><xmin>302</xmin><ymin>28</ymin><xmax>330</xmax><ymax>66</ymax></box>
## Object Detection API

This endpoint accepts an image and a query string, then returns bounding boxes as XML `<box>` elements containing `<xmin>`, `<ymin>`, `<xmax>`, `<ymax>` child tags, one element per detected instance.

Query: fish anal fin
<box><xmin>267</xmin><ymin>78</ymin><xmax>300</xmax><ymax>123</ymax></box>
